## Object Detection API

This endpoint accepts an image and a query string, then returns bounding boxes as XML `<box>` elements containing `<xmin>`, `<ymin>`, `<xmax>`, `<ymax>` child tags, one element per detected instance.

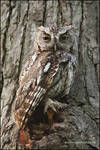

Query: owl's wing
<box><xmin>13</xmin><ymin>52</ymin><xmax>59</xmax><ymax>129</ymax></box>
<box><xmin>62</xmin><ymin>54</ymin><xmax>77</xmax><ymax>96</ymax></box>
<box><xmin>19</xmin><ymin>54</ymin><xmax>37</xmax><ymax>85</ymax></box>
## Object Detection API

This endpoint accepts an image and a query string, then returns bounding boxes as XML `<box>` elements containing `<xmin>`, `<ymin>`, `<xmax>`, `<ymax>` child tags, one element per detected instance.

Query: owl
<box><xmin>13</xmin><ymin>25</ymin><xmax>78</xmax><ymax>147</ymax></box>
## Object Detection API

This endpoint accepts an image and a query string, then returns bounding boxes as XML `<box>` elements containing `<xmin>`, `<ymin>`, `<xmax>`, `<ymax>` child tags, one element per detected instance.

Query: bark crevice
<box><xmin>42</xmin><ymin>0</ymin><xmax>47</xmax><ymax>26</ymax></box>
<box><xmin>2</xmin><ymin>1</ymin><xmax>15</xmax><ymax>66</ymax></box>
<box><xmin>17</xmin><ymin>2</ymin><xmax>30</xmax><ymax>80</ymax></box>
<box><xmin>58</xmin><ymin>0</ymin><xmax>63</xmax><ymax>25</ymax></box>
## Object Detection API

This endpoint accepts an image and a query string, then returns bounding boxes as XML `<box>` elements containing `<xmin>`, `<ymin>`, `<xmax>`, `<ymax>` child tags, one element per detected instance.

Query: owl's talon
<box><xmin>44</xmin><ymin>98</ymin><xmax>67</xmax><ymax>114</ymax></box>
<box><xmin>50</xmin><ymin>104</ymin><xmax>57</xmax><ymax>113</ymax></box>
<box><xmin>44</xmin><ymin>98</ymin><xmax>57</xmax><ymax>114</ymax></box>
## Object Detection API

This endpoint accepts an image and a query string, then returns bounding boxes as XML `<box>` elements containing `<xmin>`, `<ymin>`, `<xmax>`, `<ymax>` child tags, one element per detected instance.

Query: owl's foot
<box><xmin>44</xmin><ymin>98</ymin><xmax>67</xmax><ymax>126</ymax></box>
<box><xmin>44</xmin><ymin>98</ymin><xmax>68</xmax><ymax>114</ymax></box>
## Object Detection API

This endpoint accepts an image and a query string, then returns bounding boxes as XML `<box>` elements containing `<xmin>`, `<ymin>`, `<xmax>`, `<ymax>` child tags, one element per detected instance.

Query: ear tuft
<box><xmin>37</xmin><ymin>26</ymin><xmax>45</xmax><ymax>31</ymax></box>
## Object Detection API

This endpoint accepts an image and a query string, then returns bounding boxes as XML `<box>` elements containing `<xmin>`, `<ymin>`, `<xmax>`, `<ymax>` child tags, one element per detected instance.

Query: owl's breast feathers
<box><xmin>14</xmin><ymin>51</ymin><xmax>77</xmax><ymax>129</ymax></box>
<box><xmin>13</xmin><ymin>52</ymin><xmax>60</xmax><ymax>128</ymax></box>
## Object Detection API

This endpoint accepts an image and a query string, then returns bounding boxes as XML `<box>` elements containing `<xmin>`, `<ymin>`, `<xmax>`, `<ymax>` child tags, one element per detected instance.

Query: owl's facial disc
<box><xmin>36</xmin><ymin>25</ymin><xmax>76</xmax><ymax>52</ymax></box>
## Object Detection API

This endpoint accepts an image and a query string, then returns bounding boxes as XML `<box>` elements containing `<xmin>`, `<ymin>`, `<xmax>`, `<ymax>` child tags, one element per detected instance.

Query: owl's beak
<box><xmin>54</xmin><ymin>44</ymin><xmax>57</xmax><ymax>51</ymax></box>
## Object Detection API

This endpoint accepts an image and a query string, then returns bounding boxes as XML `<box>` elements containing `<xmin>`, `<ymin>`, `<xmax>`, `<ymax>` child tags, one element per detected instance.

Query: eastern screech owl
<box><xmin>13</xmin><ymin>25</ymin><xmax>78</xmax><ymax>132</ymax></box>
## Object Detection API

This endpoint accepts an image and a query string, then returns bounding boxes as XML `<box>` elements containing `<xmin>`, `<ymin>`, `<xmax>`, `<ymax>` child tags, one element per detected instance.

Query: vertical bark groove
<box><xmin>2</xmin><ymin>1</ymin><xmax>11</xmax><ymax>66</ymax></box>
<box><xmin>69</xmin><ymin>2</ymin><xmax>73</xmax><ymax>24</ymax></box>
<box><xmin>78</xmin><ymin>1</ymin><xmax>83</xmax><ymax>66</ymax></box>
<box><xmin>17</xmin><ymin>1</ymin><xmax>30</xmax><ymax>78</ymax></box>
<box><xmin>58</xmin><ymin>0</ymin><xmax>63</xmax><ymax>25</ymax></box>
<box><xmin>42</xmin><ymin>0</ymin><xmax>47</xmax><ymax>26</ymax></box>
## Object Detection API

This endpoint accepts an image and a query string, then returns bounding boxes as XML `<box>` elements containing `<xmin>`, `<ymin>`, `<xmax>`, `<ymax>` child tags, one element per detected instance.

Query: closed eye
<box><xmin>59</xmin><ymin>33</ymin><xmax>69</xmax><ymax>42</ymax></box>
<box><xmin>42</xmin><ymin>33</ymin><xmax>51</xmax><ymax>42</ymax></box>
<box><xmin>43</xmin><ymin>36</ymin><xmax>50</xmax><ymax>41</ymax></box>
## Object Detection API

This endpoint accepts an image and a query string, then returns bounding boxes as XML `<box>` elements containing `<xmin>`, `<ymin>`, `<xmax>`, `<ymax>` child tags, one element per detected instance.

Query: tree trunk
<box><xmin>1</xmin><ymin>1</ymin><xmax>99</xmax><ymax>149</ymax></box>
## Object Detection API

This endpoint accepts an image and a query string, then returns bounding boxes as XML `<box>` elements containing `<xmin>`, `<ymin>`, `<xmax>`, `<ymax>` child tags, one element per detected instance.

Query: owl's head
<box><xmin>34</xmin><ymin>25</ymin><xmax>78</xmax><ymax>54</ymax></box>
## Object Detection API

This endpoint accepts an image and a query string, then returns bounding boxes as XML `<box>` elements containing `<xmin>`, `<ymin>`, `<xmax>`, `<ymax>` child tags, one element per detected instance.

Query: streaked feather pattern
<box><xmin>13</xmin><ymin>51</ymin><xmax>59</xmax><ymax>129</ymax></box>
<box><xmin>13</xmin><ymin>25</ymin><xmax>78</xmax><ymax>132</ymax></box>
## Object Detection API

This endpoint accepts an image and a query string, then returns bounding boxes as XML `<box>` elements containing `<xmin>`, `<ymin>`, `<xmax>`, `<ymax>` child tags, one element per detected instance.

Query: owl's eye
<box><xmin>60</xmin><ymin>33</ymin><xmax>68</xmax><ymax>42</ymax></box>
<box><xmin>43</xmin><ymin>36</ymin><xmax>50</xmax><ymax>40</ymax></box>
<box><xmin>42</xmin><ymin>34</ymin><xmax>51</xmax><ymax>42</ymax></box>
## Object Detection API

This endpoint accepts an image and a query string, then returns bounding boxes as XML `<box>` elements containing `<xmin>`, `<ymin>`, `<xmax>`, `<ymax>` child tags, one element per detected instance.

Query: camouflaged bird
<box><xmin>13</xmin><ymin>25</ymin><xmax>78</xmax><ymax>147</ymax></box>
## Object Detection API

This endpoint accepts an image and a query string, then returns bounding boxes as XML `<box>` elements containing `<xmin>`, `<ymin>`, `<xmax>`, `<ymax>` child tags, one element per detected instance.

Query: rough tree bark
<box><xmin>1</xmin><ymin>1</ymin><xmax>99</xmax><ymax>149</ymax></box>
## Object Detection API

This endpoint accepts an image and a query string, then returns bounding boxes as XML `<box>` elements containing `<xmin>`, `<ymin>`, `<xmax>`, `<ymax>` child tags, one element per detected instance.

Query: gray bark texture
<box><xmin>1</xmin><ymin>1</ymin><xmax>99</xmax><ymax>149</ymax></box>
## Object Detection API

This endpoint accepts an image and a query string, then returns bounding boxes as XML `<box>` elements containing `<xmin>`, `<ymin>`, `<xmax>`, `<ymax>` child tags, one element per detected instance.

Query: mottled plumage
<box><xmin>13</xmin><ymin>25</ymin><xmax>78</xmax><ymax>132</ymax></box>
